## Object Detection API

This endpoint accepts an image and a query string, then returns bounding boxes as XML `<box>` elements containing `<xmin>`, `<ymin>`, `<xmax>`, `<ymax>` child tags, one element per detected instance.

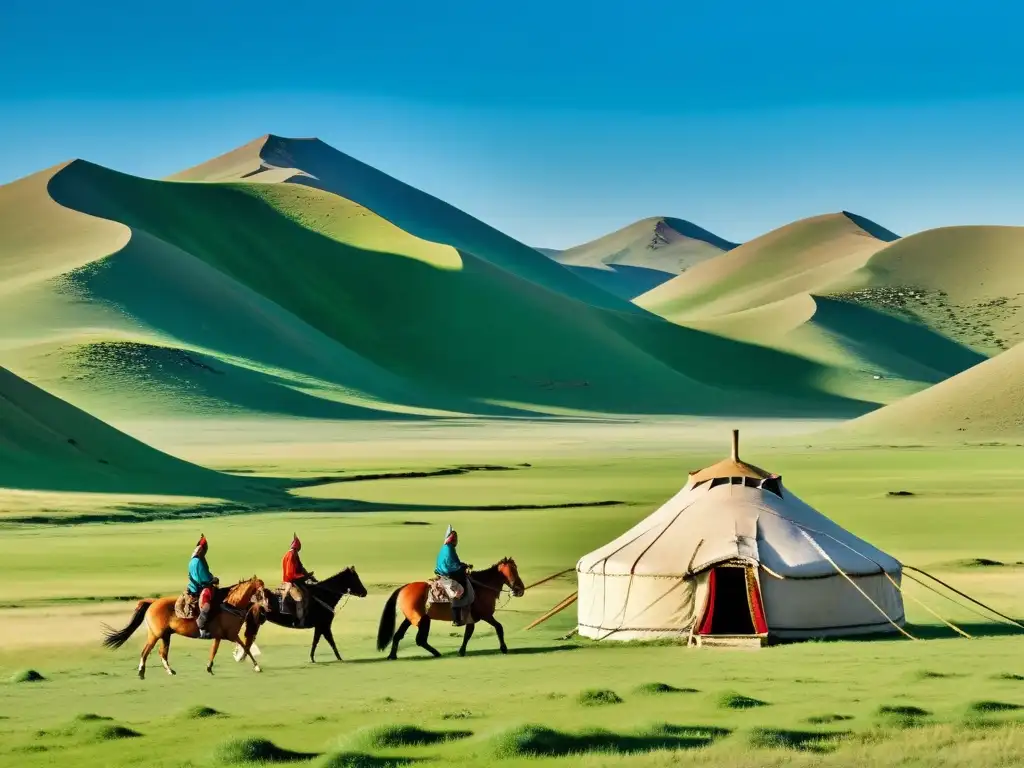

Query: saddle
<box><xmin>174</xmin><ymin>591</ymin><xmax>199</xmax><ymax>620</ymax></box>
<box><xmin>276</xmin><ymin>581</ymin><xmax>310</xmax><ymax>619</ymax></box>
<box><xmin>427</xmin><ymin>576</ymin><xmax>474</xmax><ymax>609</ymax></box>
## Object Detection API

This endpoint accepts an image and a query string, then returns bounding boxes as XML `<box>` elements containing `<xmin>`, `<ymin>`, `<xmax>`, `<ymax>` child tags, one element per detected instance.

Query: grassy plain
<box><xmin>3</xmin><ymin>420</ymin><xmax>1024</xmax><ymax>766</ymax></box>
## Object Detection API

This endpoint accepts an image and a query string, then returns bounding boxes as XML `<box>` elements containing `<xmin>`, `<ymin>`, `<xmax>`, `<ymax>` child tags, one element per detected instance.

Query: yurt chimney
<box><xmin>731</xmin><ymin>429</ymin><xmax>740</xmax><ymax>462</ymax></box>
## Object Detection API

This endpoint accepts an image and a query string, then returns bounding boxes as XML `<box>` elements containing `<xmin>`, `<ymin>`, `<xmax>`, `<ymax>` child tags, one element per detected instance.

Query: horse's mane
<box><xmin>475</xmin><ymin>558</ymin><xmax>516</xmax><ymax>577</ymax></box>
<box><xmin>217</xmin><ymin>576</ymin><xmax>261</xmax><ymax>602</ymax></box>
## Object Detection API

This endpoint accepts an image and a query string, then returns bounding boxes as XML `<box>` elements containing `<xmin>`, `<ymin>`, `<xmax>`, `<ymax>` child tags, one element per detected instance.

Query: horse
<box><xmin>101</xmin><ymin>576</ymin><xmax>269</xmax><ymax>679</ymax></box>
<box><xmin>376</xmin><ymin>557</ymin><xmax>525</xmax><ymax>659</ymax></box>
<box><xmin>237</xmin><ymin>566</ymin><xmax>368</xmax><ymax>663</ymax></box>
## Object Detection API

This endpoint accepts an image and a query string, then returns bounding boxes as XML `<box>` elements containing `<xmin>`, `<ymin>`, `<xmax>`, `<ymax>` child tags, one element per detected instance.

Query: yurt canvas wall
<box><xmin>576</xmin><ymin>433</ymin><xmax>905</xmax><ymax>642</ymax></box>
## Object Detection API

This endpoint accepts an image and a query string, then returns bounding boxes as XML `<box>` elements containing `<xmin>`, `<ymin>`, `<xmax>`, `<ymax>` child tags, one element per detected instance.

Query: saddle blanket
<box><xmin>427</xmin><ymin>576</ymin><xmax>474</xmax><ymax>608</ymax></box>
<box><xmin>174</xmin><ymin>591</ymin><xmax>199</xmax><ymax>620</ymax></box>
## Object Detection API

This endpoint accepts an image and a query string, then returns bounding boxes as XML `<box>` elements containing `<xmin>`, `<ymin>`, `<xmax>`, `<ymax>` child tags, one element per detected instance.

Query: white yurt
<box><xmin>576</xmin><ymin>431</ymin><xmax>905</xmax><ymax>644</ymax></box>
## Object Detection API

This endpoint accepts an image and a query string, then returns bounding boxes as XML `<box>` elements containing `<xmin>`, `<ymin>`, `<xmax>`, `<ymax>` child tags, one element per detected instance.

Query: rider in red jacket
<box><xmin>281</xmin><ymin>534</ymin><xmax>313</xmax><ymax>626</ymax></box>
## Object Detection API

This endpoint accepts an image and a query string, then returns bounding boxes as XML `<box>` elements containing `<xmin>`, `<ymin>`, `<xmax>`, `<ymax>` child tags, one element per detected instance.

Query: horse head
<box><xmin>342</xmin><ymin>566</ymin><xmax>369</xmax><ymax>598</ymax></box>
<box><xmin>498</xmin><ymin>557</ymin><xmax>526</xmax><ymax>597</ymax></box>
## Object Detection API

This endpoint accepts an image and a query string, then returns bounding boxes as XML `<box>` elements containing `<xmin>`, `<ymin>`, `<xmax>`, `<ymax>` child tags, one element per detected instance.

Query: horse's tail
<box><xmin>101</xmin><ymin>599</ymin><xmax>153</xmax><ymax>650</ymax></box>
<box><xmin>376</xmin><ymin>587</ymin><xmax>402</xmax><ymax>652</ymax></box>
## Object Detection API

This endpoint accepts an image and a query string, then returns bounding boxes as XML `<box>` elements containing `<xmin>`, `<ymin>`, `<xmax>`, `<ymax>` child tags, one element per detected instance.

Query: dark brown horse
<box><xmin>101</xmin><ymin>577</ymin><xmax>269</xmax><ymax>678</ymax></box>
<box><xmin>376</xmin><ymin>558</ymin><xmax>525</xmax><ymax>659</ymax></box>
<box><xmin>235</xmin><ymin>567</ymin><xmax>368</xmax><ymax>663</ymax></box>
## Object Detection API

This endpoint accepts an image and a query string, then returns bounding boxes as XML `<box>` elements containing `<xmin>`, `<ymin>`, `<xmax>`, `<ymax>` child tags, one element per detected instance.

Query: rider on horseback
<box><xmin>281</xmin><ymin>533</ymin><xmax>314</xmax><ymax>627</ymax></box>
<box><xmin>187</xmin><ymin>534</ymin><xmax>219</xmax><ymax>639</ymax></box>
<box><xmin>435</xmin><ymin>525</ymin><xmax>472</xmax><ymax>627</ymax></box>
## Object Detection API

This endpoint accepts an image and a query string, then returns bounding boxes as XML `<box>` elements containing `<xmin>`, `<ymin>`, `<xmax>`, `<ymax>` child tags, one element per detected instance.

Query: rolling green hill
<box><xmin>0</xmin><ymin>363</ymin><xmax>271</xmax><ymax>498</ymax></box>
<box><xmin>633</xmin><ymin>212</ymin><xmax>1013</xmax><ymax>400</ymax></box>
<box><xmin>0</xmin><ymin>151</ymin><xmax>881</xmax><ymax>428</ymax></box>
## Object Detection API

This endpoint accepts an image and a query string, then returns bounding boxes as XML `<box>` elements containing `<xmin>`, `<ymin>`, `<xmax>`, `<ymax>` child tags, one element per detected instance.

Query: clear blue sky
<box><xmin>3</xmin><ymin>0</ymin><xmax>1024</xmax><ymax>247</ymax></box>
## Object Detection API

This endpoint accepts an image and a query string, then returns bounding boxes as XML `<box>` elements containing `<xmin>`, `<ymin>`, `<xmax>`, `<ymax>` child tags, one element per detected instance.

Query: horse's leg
<box><xmin>158</xmin><ymin>630</ymin><xmax>176</xmax><ymax>676</ymax></box>
<box><xmin>322</xmin><ymin>623</ymin><xmax>343</xmax><ymax>662</ymax></box>
<box><xmin>137</xmin><ymin>631</ymin><xmax>158</xmax><ymax>680</ymax></box>
<box><xmin>310</xmin><ymin>626</ymin><xmax>322</xmax><ymax>663</ymax></box>
<box><xmin>234</xmin><ymin>630</ymin><xmax>262</xmax><ymax>673</ymax></box>
<box><xmin>388</xmin><ymin>618</ymin><xmax>412</xmax><ymax>660</ymax></box>
<box><xmin>458</xmin><ymin>622</ymin><xmax>475</xmax><ymax>657</ymax></box>
<box><xmin>415</xmin><ymin>617</ymin><xmax>442</xmax><ymax>658</ymax></box>
<box><xmin>482</xmin><ymin>615</ymin><xmax>509</xmax><ymax>654</ymax></box>
<box><xmin>206</xmin><ymin>638</ymin><xmax>221</xmax><ymax>675</ymax></box>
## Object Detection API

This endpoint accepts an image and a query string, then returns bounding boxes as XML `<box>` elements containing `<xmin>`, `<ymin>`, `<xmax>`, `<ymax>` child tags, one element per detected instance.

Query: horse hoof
<box><xmin>253</xmin><ymin>665</ymin><xmax>262</xmax><ymax>673</ymax></box>
<box><xmin>501</xmin><ymin>647</ymin><xmax>509</xmax><ymax>655</ymax></box>
<box><xmin>387</xmin><ymin>654</ymin><xmax>397</xmax><ymax>661</ymax></box>
<box><xmin>458</xmin><ymin>649</ymin><xmax>466</xmax><ymax>657</ymax></box>
<box><xmin>138</xmin><ymin>670</ymin><xmax>145</xmax><ymax>680</ymax></box>
<box><xmin>167</xmin><ymin>669</ymin><xmax>176</xmax><ymax>676</ymax></box>
<box><xmin>206</xmin><ymin>667</ymin><xmax>214</xmax><ymax>675</ymax></box>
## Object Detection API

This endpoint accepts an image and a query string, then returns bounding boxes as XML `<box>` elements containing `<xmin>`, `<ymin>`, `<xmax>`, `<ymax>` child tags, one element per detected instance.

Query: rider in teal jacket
<box><xmin>435</xmin><ymin>525</ymin><xmax>471</xmax><ymax>626</ymax></box>
<box><xmin>186</xmin><ymin>534</ymin><xmax>218</xmax><ymax>639</ymax></box>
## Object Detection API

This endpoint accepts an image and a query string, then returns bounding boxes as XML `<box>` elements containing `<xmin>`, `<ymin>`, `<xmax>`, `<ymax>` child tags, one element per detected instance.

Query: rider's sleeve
<box><xmin>191</xmin><ymin>558</ymin><xmax>214</xmax><ymax>586</ymax></box>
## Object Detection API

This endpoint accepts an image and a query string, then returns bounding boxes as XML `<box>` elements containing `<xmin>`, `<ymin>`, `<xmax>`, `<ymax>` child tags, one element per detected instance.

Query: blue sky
<box><xmin>2</xmin><ymin>0</ymin><xmax>1024</xmax><ymax>247</ymax></box>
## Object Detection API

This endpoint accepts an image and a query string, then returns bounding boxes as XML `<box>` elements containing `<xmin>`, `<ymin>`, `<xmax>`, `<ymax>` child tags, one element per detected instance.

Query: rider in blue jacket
<box><xmin>435</xmin><ymin>525</ymin><xmax>472</xmax><ymax>626</ymax></box>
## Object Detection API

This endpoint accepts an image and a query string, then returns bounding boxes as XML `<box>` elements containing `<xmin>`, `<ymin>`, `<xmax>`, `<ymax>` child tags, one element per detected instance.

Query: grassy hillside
<box><xmin>636</xmin><ymin>212</ymin><xmax>897</xmax><ymax>321</ymax></box>
<box><xmin>635</xmin><ymin>213</ymin><xmax>1006</xmax><ymax>399</ymax></box>
<box><xmin>542</xmin><ymin>217</ymin><xmax>737</xmax><ymax>299</ymax></box>
<box><xmin>836</xmin><ymin>341</ymin><xmax>1024</xmax><ymax>442</ymax></box>
<box><xmin>6</xmin><ymin>158</ymin><xmax>875</xmax><ymax>420</ymax></box>
<box><xmin>828</xmin><ymin>225</ymin><xmax>1024</xmax><ymax>355</ymax></box>
<box><xmin>171</xmin><ymin>134</ymin><xmax>638</xmax><ymax>312</ymax></box>
<box><xmin>0</xmin><ymin>363</ymin><xmax>272</xmax><ymax>499</ymax></box>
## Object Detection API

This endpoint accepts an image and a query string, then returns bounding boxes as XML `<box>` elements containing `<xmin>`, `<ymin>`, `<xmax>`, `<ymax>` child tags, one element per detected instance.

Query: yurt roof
<box><xmin>687</xmin><ymin>430</ymin><xmax>777</xmax><ymax>486</ymax></box>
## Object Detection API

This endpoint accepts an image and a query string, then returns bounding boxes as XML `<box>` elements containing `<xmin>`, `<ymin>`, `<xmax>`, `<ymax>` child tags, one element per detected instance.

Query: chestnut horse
<box><xmin>376</xmin><ymin>557</ymin><xmax>525</xmax><ymax>659</ymax></box>
<box><xmin>101</xmin><ymin>576</ymin><xmax>269</xmax><ymax>679</ymax></box>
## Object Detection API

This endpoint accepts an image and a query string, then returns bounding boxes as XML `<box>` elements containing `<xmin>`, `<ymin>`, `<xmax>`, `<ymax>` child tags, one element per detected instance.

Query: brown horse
<box><xmin>376</xmin><ymin>558</ymin><xmax>525</xmax><ymax>659</ymax></box>
<box><xmin>101</xmin><ymin>576</ymin><xmax>269</xmax><ymax>679</ymax></box>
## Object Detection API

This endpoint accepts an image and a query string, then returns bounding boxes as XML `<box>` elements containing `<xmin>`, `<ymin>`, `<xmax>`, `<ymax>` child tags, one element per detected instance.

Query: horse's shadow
<box><xmin>347</xmin><ymin>643</ymin><xmax>581</xmax><ymax>664</ymax></box>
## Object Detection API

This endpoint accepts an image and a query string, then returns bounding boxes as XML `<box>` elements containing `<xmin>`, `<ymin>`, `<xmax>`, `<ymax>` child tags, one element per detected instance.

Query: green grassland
<box><xmin>4</xmin><ymin>424</ymin><xmax>1024</xmax><ymax>767</ymax></box>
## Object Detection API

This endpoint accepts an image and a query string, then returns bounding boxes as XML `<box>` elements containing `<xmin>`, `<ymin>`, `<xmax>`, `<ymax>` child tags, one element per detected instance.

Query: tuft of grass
<box><xmin>183</xmin><ymin>705</ymin><xmax>223</xmax><ymax>719</ymax></box>
<box><xmin>441</xmin><ymin>710</ymin><xmax>473</xmax><ymax>720</ymax></box>
<box><xmin>318</xmin><ymin>753</ymin><xmax>411</xmax><ymax>768</ymax></box>
<box><xmin>912</xmin><ymin>669</ymin><xmax>957</xmax><ymax>680</ymax></box>
<box><xmin>489</xmin><ymin>723</ymin><xmax>730</xmax><ymax>759</ymax></box>
<box><xmin>344</xmin><ymin>724</ymin><xmax>472</xmax><ymax>751</ymax></box>
<box><xmin>876</xmin><ymin>704</ymin><xmax>931</xmax><ymax>729</ymax></box>
<box><xmin>749</xmin><ymin>727</ymin><xmax>852</xmax><ymax>753</ymax></box>
<box><xmin>805</xmin><ymin>713</ymin><xmax>854</xmax><ymax>724</ymax></box>
<box><xmin>995</xmin><ymin>673</ymin><xmax>1024</xmax><ymax>681</ymax></box>
<box><xmin>10</xmin><ymin>669</ymin><xmax>45</xmax><ymax>683</ymax></box>
<box><xmin>967</xmin><ymin>700</ymin><xmax>1023</xmax><ymax>714</ymax></box>
<box><xmin>214</xmin><ymin>737</ymin><xmax>316</xmax><ymax>765</ymax></box>
<box><xmin>577</xmin><ymin>688</ymin><xmax>623</xmax><ymax>706</ymax></box>
<box><xmin>717</xmin><ymin>691</ymin><xmax>768</xmax><ymax>710</ymax></box>
<box><xmin>74</xmin><ymin>713</ymin><xmax>113</xmax><ymax>722</ymax></box>
<box><xmin>634</xmin><ymin>682</ymin><xmax>698</xmax><ymax>695</ymax></box>
<box><xmin>91</xmin><ymin>725</ymin><xmax>142</xmax><ymax>741</ymax></box>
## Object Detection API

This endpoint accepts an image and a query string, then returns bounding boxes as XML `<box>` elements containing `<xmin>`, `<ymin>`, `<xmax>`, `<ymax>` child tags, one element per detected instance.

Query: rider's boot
<box><xmin>197</xmin><ymin>606</ymin><xmax>213</xmax><ymax>639</ymax></box>
<box><xmin>451</xmin><ymin>605</ymin><xmax>463</xmax><ymax>627</ymax></box>
<box><xmin>294</xmin><ymin>597</ymin><xmax>306</xmax><ymax>628</ymax></box>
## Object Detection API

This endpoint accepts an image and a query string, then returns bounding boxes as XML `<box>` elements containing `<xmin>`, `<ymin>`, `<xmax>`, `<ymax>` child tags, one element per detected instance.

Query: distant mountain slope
<box><xmin>826</xmin><ymin>225</ymin><xmax>1024</xmax><ymax>356</ymax></box>
<box><xmin>0</xmin><ymin>363</ymin><xmax>270</xmax><ymax>497</ymax></box>
<box><xmin>171</xmin><ymin>134</ymin><xmax>638</xmax><ymax>312</ymax></box>
<box><xmin>539</xmin><ymin>217</ymin><xmax>737</xmax><ymax>299</ymax></box>
<box><xmin>0</xmin><ymin>151</ymin><xmax>882</xmax><ymax>423</ymax></box>
<box><xmin>835</xmin><ymin>341</ymin><xmax>1024</xmax><ymax>441</ymax></box>
<box><xmin>636</xmin><ymin>212</ymin><xmax>897</xmax><ymax>321</ymax></box>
